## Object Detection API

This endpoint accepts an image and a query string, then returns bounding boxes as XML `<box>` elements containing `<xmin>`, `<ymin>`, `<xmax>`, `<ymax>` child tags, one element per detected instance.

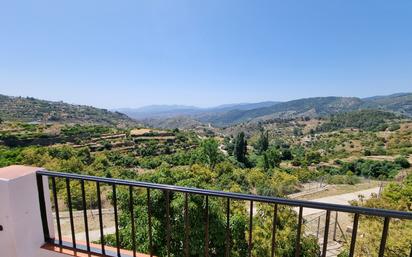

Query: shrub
<box><xmin>395</xmin><ymin>156</ymin><xmax>411</xmax><ymax>169</ymax></box>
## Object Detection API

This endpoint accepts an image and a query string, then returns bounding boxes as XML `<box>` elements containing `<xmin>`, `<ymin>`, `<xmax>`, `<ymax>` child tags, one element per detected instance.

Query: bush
<box><xmin>342</xmin><ymin>159</ymin><xmax>403</xmax><ymax>179</ymax></box>
<box><xmin>395</xmin><ymin>156</ymin><xmax>411</xmax><ymax>169</ymax></box>
<box><xmin>388</xmin><ymin>123</ymin><xmax>401</xmax><ymax>131</ymax></box>
<box><xmin>324</xmin><ymin>174</ymin><xmax>360</xmax><ymax>185</ymax></box>
<box><xmin>363</xmin><ymin>149</ymin><xmax>372</xmax><ymax>156</ymax></box>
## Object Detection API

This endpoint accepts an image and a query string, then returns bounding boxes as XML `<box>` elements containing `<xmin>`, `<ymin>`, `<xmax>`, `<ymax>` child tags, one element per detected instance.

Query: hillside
<box><xmin>0</xmin><ymin>94</ymin><xmax>137</xmax><ymax>127</ymax></box>
<box><xmin>362</xmin><ymin>93</ymin><xmax>412</xmax><ymax>115</ymax></box>
<box><xmin>117</xmin><ymin>101</ymin><xmax>279</xmax><ymax>120</ymax></box>
<box><xmin>316</xmin><ymin>109</ymin><xmax>402</xmax><ymax>132</ymax></box>
<box><xmin>196</xmin><ymin>94</ymin><xmax>412</xmax><ymax>127</ymax></box>
<box><xmin>198</xmin><ymin>97</ymin><xmax>364</xmax><ymax>126</ymax></box>
<box><xmin>140</xmin><ymin>116</ymin><xmax>204</xmax><ymax>130</ymax></box>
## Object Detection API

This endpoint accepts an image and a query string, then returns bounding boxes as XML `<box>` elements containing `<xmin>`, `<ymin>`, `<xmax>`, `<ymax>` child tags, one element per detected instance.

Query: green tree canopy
<box><xmin>199</xmin><ymin>138</ymin><xmax>222</xmax><ymax>169</ymax></box>
<box><xmin>233</xmin><ymin>132</ymin><xmax>247</xmax><ymax>164</ymax></box>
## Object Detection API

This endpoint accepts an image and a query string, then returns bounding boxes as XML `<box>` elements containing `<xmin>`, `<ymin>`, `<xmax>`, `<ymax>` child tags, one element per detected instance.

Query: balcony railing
<box><xmin>36</xmin><ymin>170</ymin><xmax>412</xmax><ymax>257</ymax></box>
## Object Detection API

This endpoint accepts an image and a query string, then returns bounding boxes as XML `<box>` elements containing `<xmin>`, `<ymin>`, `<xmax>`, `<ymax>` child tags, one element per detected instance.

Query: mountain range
<box><xmin>1</xmin><ymin>92</ymin><xmax>411</xmax><ymax>128</ymax></box>
<box><xmin>118</xmin><ymin>93</ymin><xmax>412</xmax><ymax>128</ymax></box>
<box><xmin>115</xmin><ymin>101</ymin><xmax>279</xmax><ymax>119</ymax></box>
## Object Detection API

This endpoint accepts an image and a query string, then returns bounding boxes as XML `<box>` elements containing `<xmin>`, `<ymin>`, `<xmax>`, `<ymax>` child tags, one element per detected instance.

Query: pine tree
<box><xmin>256</xmin><ymin>130</ymin><xmax>269</xmax><ymax>154</ymax></box>
<box><xmin>233</xmin><ymin>132</ymin><xmax>247</xmax><ymax>163</ymax></box>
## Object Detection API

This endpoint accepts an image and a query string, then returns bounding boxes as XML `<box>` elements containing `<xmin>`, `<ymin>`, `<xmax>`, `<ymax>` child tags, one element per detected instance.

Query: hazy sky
<box><xmin>1</xmin><ymin>0</ymin><xmax>411</xmax><ymax>108</ymax></box>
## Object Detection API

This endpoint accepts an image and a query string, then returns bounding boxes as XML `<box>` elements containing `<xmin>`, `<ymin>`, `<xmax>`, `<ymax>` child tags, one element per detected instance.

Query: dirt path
<box><xmin>295</xmin><ymin>187</ymin><xmax>381</xmax><ymax>217</ymax></box>
<box><xmin>74</xmin><ymin>226</ymin><xmax>116</xmax><ymax>242</ymax></box>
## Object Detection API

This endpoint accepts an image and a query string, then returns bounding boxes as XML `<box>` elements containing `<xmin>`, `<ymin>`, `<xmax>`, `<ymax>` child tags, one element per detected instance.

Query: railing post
<box><xmin>295</xmin><ymin>206</ymin><xmax>303</xmax><ymax>257</ymax></box>
<box><xmin>248</xmin><ymin>201</ymin><xmax>253</xmax><ymax>257</ymax></box>
<box><xmin>204</xmin><ymin>195</ymin><xmax>209</xmax><ymax>257</ymax></box>
<box><xmin>348</xmin><ymin>213</ymin><xmax>359</xmax><ymax>257</ymax></box>
<box><xmin>322</xmin><ymin>210</ymin><xmax>331</xmax><ymax>257</ymax></box>
<box><xmin>36</xmin><ymin>173</ymin><xmax>51</xmax><ymax>243</ymax></box>
<box><xmin>271</xmin><ymin>204</ymin><xmax>278</xmax><ymax>257</ymax></box>
<box><xmin>378</xmin><ymin>217</ymin><xmax>390</xmax><ymax>257</ymax></box>
<box><xmin>333</xmin><ymin>211</ymin><xmax>338</xmax><ymax>241</ymax></box>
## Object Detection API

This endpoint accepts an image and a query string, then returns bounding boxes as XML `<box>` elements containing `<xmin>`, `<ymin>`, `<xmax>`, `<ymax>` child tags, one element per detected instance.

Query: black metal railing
<box><xmin>36</xmin><ymin>170</ymin><xmax>412</xmax><ymax>257</ymax></box>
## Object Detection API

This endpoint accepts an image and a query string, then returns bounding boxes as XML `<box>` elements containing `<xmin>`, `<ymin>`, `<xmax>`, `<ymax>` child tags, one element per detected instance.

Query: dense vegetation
<box><xmin>0</xmin><ymin>94</ymin><xmax>136</xmax><ymax>126</ymax></box>
<box><xmin>1</xmin><ymin>99</ymin><xmax>412</xmax><ymax>256</ymax></box>
<box><xmin>321</xmin><ymin>158</ymin><xmax>408</xmax><ymax>179</ymax></box>
<box><xmin>317</xmin><ymin>110</ymin><xmax>400</xmax><ymax>132</ymax></box>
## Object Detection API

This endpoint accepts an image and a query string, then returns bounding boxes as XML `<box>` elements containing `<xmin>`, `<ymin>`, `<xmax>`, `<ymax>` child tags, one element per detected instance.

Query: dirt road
<box><xmin>295</xmin><ymin>187</ymin><xmax>381</xmax><ymax>216</ymax></box>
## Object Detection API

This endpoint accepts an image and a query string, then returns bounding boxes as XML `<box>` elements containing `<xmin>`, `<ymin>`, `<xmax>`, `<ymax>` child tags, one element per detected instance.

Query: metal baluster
<box><xmin>248</xmin><ymin>201</ymin><xmax>253</xmax><ymax>257</ymax></box>
<box><xmin>96</xmin><ymin>181</ymin><xmax>105</xmax><ymax>255</ymax></box>
<box><xmin>51</xmin><ymin>177</ymin><xmax>62</xmax><ymax>245</ymax></box>
<box><xmin>184</xmin><ymin>193</ymin><xmax>190</xmax><ymax>257</ymax></box>
<box><xmin>113</xmin><ymin>184</ymin><xmax>121</xmax><ymax>257</ymax></box>
<box><xmin>165</xmin><ymin>190</ymin><xmax>171</xmax><ymax>257</ymax></box>
<box><xmin>333</xmin><ymin>212</ymin><xmax>338</xmax><ymax>241</ymax></box>
<box><xmin>36</xmin><ymin>174</ymin><xmax>51</xmax><ymax>243</ymax></box>
<box><xmin>226</xmin><ymin>198</ymin><xmax>231</xmax><ymax>257</ymax></box>
<box><xmin>378</xmin><ymin>217</ymin><xmax>390</xmax><ymax>257</ymax></box>
<box><xmin>271</xmin><ymin>204</ymin><xmax>278</xmax><ymax>257</ymax></box>
<box><xmin>295</xmin><ymin>206</ymin><xmax>303</xmax><ymax>257</ymax></box>
<box><xmin>322</xmin><ymin>210</ymin><xmax>331</xmax><ymax>257</ymax></box>
<box><xmin>129</xmin><ymin>186</ymin><xmax>136</xmax><ymax>257</ymax></box>
<box><xmin>349</xmin><ymin>213</ymin><xmax>359</xmax><ymax>257</ymax></box>
<box><xmin>204</xmin><ymin>195</ymin><xmax>209</xmax><ymax>257</ymax></box>
<box><xmin>81</xmin><ymin>180</ymin><xmax>90</xmax><ymax>251</ymax></box>
<box><xmin>66</xmin><ymin>178</ymin><xmax>76</xmax><ymax>249</ymax></box>
<box><xmin>147</xmin><ymin>188</ymin><xmax>153</xmax><ymax>257</ymax></box>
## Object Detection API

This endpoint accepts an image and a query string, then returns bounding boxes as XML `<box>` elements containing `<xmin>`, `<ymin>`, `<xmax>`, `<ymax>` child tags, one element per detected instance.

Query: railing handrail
<box><xmin>37</xmin><ymin>170</ymin><xmax>412</xmax><ymax>220</ymax></box>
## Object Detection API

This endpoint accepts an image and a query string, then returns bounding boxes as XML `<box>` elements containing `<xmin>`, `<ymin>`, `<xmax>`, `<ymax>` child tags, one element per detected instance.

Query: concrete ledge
<box><xmin>41</xmin><ymin>241</ymin><xmax>152</xmax><ymax>257</ymax></box>
<box><xmin>0</xmin><ymin>165</ymin><xmax>43</xmax><ymax>181</ymax></box>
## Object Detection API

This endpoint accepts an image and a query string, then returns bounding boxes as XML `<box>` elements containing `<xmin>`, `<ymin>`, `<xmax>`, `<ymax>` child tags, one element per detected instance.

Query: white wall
<box><xmin>0</xmin><ymin>166</ymin><xmax>55</xmax><ymax>257</ymax></box>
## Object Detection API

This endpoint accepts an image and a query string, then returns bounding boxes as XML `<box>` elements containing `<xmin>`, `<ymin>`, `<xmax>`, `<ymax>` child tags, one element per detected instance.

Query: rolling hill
<box><xmin>0</xmin><ymin>94</ymin><xmax>137</xmax><ymax>127</ymax></box>
<box><xmin>361</xmin><ymin>93</ymin><xmax>412</xmax><ymax>115</ymax></box>
<box><xmin>116</xmin><ymin>101</ymin><xmax>279</xmax><ymax>119</ymax></box>
<box><xmin>136</xmin><ymin>93</ymin><xmax>412</xmax><ymax>128</ymax></box>
<box><xmin>2</xmin><ymin>92</ymin><xmax>411</xmax><ymax>129</ymax></box>
<box><xmin>316</xmin><ymin>109</ymin><xmax>402</xmax><ymax>132</ymax></box>
<box><xmin>198</xmin><ymin>97</ymin><xmax>363</xmax><ymax>126</ymax></box>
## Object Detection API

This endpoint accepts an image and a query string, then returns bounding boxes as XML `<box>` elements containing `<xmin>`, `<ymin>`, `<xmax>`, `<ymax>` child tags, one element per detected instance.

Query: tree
<box><xmin>223</xmin><ymin>136</ymin><xmax>234</xmax><ymax>154</ymax></box>
<box><xmin>233</xmin><ymin>132</ymin><xmax>247</xmax><ymax>163</ymax></box>
<box><xmin>280</xmin><ymin>148</ymin><xmax>293</xmax><ymax>160</ymax></box>
<box><xmin>293</xmin><ymin>127</ymin><xmax>302</xmax><ymax>136</ymax></box>
<box><xmin>305</xmin><ymin>151</ymin><xmax>321</xmax><ymax>165</ymax></box>
<box><xmin>255</xmin><ymin>130</ymin><xmax>269</xmax><ymax>154</ymax></box>
<box><xmin>199</xmin><ymin>138</ymin><xmax>221</xmax><ymax>169</ymax></box>
<box><xmin>77</xmin><ymin>147</ymin><xmax>93</xmax><ymax>165</ymax></box>
<box><xmin>395</xmin><ymin>156</ymin><xmax>411</xmax><ymax>169</ymax></box>
<box><xmin>260</xmin><ymin>148</ymin><xmax>281</xmax><ymax>171</ymax></box>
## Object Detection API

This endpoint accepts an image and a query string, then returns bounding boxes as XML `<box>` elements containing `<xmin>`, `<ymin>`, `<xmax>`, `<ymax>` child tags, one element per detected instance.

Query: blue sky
<box><xmin>1</xmin><ymin>0</ymin><xmax>411</xmax><ymax>108</ymax></box>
